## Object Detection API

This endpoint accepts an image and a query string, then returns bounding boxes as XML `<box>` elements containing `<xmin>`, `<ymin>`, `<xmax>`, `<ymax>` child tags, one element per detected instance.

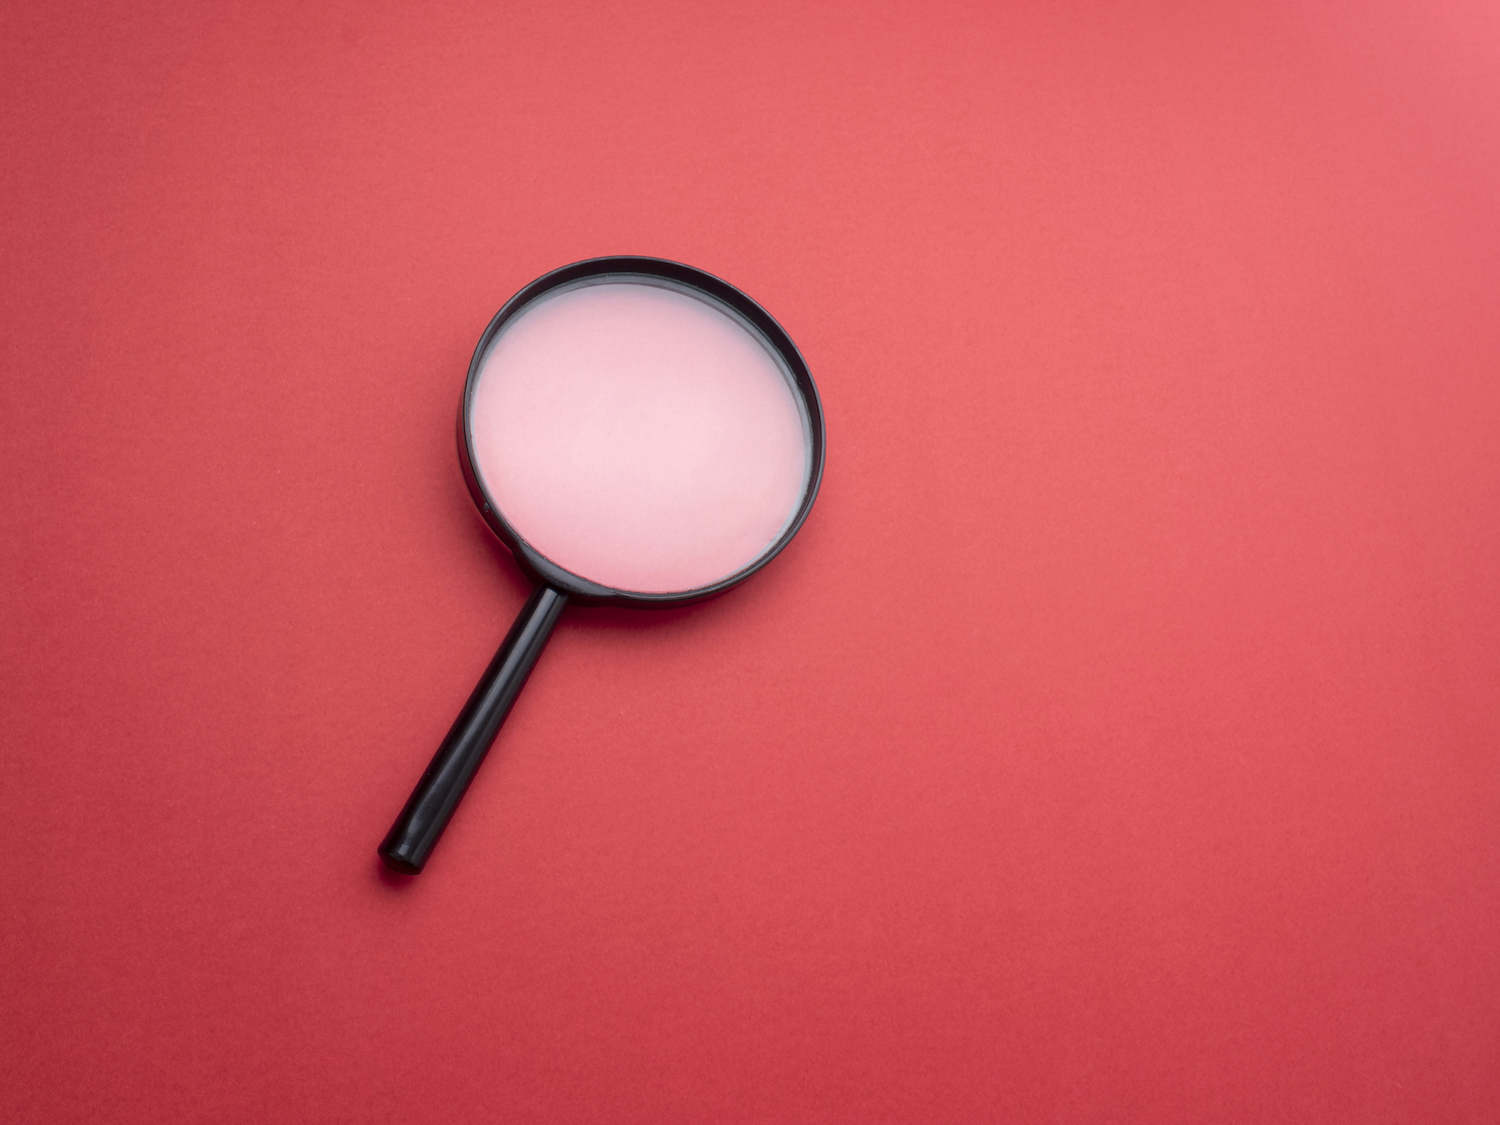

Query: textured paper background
<box><xmin>3</xmin><ymin>1</ymin><xmax>1497</xmax><ymax>1121</ymax></box>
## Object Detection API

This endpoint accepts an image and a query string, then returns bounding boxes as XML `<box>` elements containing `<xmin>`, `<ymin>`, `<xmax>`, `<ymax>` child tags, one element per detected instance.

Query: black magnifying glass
<box><xmin>379</xmin><ymin>257</ymin><xmax>826</xmax><ymax>874</ymax></box>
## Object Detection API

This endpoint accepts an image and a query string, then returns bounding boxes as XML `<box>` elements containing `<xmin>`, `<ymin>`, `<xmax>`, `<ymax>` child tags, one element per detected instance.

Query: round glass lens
<box><xmin>468</xmin><ymin>278</ymin><xmax>812</xmax><ymax>594</ymax></box>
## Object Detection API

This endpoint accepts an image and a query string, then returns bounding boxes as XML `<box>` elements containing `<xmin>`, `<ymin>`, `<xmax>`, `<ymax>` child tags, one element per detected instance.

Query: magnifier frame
<box><xmin>457</xmin><ymin>256</ymin><xmax>826</xmax><ymax>608</ymax></box>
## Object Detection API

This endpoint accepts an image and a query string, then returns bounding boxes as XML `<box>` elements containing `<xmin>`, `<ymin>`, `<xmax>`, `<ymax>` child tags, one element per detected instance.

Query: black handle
<box><xmin>379</xmin><ymin>585</ymin><xmax>568</xmax><ymax>874</ymax></box>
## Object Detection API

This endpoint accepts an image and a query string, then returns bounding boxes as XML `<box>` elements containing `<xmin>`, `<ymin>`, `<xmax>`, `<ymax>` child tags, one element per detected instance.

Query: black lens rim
<box><xmin>458</xmin><ymin>256</ymin><xmax>826</xmax><ymax>608</ymax></box>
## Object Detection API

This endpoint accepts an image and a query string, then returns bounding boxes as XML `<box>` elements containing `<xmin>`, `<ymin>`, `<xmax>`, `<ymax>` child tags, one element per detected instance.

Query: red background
<box><xmin>4</xmin><ymin>1</ymin><xmax>1498</xmax><ymax>1121</ymax></box>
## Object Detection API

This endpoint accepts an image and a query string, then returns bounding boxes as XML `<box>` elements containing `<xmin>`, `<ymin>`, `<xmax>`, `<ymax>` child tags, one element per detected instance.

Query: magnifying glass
<box><xmin>379</xmin><ymin>257</ymin><xmax>826</xmax><ymax>874</ymax></box>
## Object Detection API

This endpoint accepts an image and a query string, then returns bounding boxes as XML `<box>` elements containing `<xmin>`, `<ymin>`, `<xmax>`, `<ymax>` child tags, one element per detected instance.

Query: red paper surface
<box><xmin>3</xmin><ymin>2</ymin><xmax>1498</xmax><ymax>1121</ymax></box>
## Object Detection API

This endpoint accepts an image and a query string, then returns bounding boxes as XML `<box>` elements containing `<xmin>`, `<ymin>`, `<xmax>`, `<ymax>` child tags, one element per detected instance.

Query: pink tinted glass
<box><xmin>468</xmin><ymin>279</ymin><xmax>811</xmax><ymax>594</ymax></box>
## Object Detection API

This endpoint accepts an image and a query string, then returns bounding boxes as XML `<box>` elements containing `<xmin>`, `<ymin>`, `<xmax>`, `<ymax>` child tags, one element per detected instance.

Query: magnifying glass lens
<box><xmin>468</xmin><ymin>280</ymin><xmax>812</xmax><ymax>594</ymax></box>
